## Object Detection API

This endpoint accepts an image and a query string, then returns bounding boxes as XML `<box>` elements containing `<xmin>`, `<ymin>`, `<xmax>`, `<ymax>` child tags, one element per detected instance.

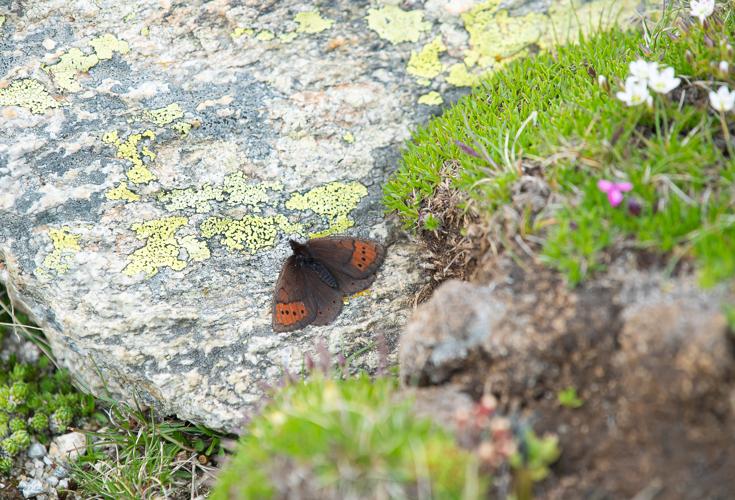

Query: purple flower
<box><xmin>597</xmin><ymin>179</ymin><xmax>633</xmax><ymax>207</ymax></box>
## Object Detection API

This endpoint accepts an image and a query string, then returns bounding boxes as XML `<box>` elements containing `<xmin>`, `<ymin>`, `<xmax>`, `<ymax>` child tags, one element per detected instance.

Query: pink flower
<box><xmin>597</xmin><ymin>180</ymin><xmax>633</xmax><ymax>207</ymax></box>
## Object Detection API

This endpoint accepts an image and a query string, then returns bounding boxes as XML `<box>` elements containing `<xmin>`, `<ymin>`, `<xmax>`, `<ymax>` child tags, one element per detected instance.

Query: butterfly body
<box><xmin>272</xmin><ymin>237</ymin><xmax>385</xmax><ymax>332</ymax></box>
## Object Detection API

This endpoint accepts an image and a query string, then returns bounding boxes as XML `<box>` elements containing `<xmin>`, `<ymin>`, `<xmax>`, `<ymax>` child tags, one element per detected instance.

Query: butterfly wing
<box><xmin>306</xmin><ymin>237</ymin><xmax>385</xmax><ymax>280</ymax></box>
<box><xmin>272</xmin><ymin>256</ymin><xmax>317</xmax><ymax>332</ymax></box>
<box><xmin>303</xmin><ymin>267</ymin><xmax>345</xmax><ymax>326</ymax></box>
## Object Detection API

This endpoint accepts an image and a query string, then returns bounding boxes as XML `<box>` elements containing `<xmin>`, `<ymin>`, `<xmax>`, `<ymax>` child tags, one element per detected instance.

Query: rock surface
<box><xmin>400</xmin><ymin>258</ymin><xmax>735</xmax><ymax>498</ymax></box>
<box><xmin>0</xmin><ymin>0</ymin><xmax>648</xmax><ymax>430</ymax></box>
<box><xmin>48</xmin><ymin>432</ymin><xmax>86</xmax><ymax>462</ymax></box>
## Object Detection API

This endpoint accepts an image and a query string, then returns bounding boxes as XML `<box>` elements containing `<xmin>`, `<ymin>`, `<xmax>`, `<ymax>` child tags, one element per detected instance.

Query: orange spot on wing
<box><xmin>351</xmin><ymin>241</ymin><xmax>377</xmax><ymax>271</ymax></box>
<box><xmin>275</xmin><ymin>301</ymin><xmax>308</xmax><ymax>326</ymax></box>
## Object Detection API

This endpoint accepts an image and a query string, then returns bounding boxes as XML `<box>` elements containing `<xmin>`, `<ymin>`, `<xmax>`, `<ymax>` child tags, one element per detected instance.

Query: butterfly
<box><xmin>272</xmin><ymin>236</ymin><xmax>386</xmax><ymax>332</ymax></box>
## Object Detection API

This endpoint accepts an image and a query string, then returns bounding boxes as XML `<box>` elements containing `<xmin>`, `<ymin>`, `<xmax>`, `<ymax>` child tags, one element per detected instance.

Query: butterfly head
<box><xmin>289</xmin><ymin>239</ymin><xmax>308</xmax><ymax>256</ymax></box>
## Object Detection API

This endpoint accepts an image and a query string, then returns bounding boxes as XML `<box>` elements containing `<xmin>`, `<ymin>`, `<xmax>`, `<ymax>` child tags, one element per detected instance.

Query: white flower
<box><xmin>709</xmin><ymin>86</ymin><xmax>735</xmax><ymax>112</ymax></box>
<box><xmin>617</xmin><ymin>76</ymin><xmax>652</xmax><ymax>106</ymax></box>
<box><xmin>629</xmin><ymin>59</ymin><xmax>659</xmax><ymax>83</ymax></box>
<box><xmin>720</xmin><ymin>61</ymin><xmax>729</xmax><ymax>73</ymax></box>
<box><xmin>648</xmin><ymin>66</ymin><xmax>681</xmax><ymax>94</ymax></box>
<box><xmin>690</xmin><ymin>0</ymin><xmax>715</xmax><ymax>23</ymax></box>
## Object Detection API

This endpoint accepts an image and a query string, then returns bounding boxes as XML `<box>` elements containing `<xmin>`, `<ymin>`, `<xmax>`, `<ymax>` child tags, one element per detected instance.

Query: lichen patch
<box><xmin>223</xmin><ymin>173</ymin><xmax>283</xmax><ymax>211</ymax></box>
<box><xmin>295</xmin><ymin>11</ymin><xmax>334</xmax><ymax>34</ymax></box>
<box><xmin>123</xmin><ymin>216</ymin><xmax>189</xmax><ymax>277</ymax></box>
<box><xmin>407</xmin><ymin>36</ymin><xmax>446</xmax><ymax>81</ymax></box>
<box><xmin>44</xmin><ymin>34</ymin><xmax>128</xmax><ymax>92</ymax></box>
<box><xmin>200</xmin><ymin>215</ymin><xmax>303</xmax><ymax>253</ymax></box>
<box><xmin>143</xmin><ymin>103</ymin><xmax>184</xmax><ymax>126</ymax></box>
<box><xmin>418</xmin><ymin>91</ymin><xmax>443</xmax><ymax>105</ymax></box>
<box><xmin>285</xmin><ymin>181</ymin><xmax>368</xmax><ymax>237</ymax></box>
<box><xmin>105</xmin><ymin>182</ymin><xmax>141</xmax><ymax>202</ymax></box>
<box><xmin>0</xmin><ymin>79</ymin><xmax>60</xmax><ymax>114</ymax></box>
<box><xmin>102</xmin><ymin>129</ymin><xmax>157</xmax><ymax>184</ymax></box>
<box><xmin>35</xmin><ymin>227</ymin><xmax>81</xmax><ymax>278</ymax></box>
<box><xmin>158</xmin><ymin>183</ymin><xmax>225</xmax><ymax>213</ymax></box>
<box><xmin>366</xmin><ymin>5</ymin><xmax>430</xmax><ymax>44</ymax></box>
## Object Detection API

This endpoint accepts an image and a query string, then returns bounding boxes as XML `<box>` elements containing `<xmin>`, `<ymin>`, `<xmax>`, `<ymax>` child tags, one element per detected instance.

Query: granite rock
<box><xmin>0</xmin><ymin>0</ymin><xmax>650</xmax><ymax>431</ymax></box>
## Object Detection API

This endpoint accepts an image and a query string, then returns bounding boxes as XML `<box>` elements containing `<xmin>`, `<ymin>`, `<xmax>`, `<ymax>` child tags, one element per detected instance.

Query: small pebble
<box><xmin>42</xmin><ymin>456</ymin><xmax>52</xmax><ymax>466</ymax></box>
<box><xmin>45</xmin><ymin>476</ymin><xmax>59</xmax><ymax>487</ymax></box>
<box><xmin>53</xmin><ymin>466</ymin><xmax>68</xmax><ymax>479</ymax></box>
<box><xmin>57</xmin><ymin>479</ymin><xmax>69</xmax><ymax>490</ymax></box>
<box><xmin>18</xmin><ymin>478</ymin><xmax>44</xmax><ymax>498</ymax></box>
<box><xmin>27</xmin><ymin>443</ymin><xmax>46</xmax><ymax>459</ymax></box>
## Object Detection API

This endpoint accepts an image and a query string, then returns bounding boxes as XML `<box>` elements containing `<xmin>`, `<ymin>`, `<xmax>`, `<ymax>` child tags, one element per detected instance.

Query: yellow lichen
<box><xmin>418</xmin><ymin>91</ymin><xmax>443</xmax><ymax>105</ymax></box>
<box><xmin>278</xmin><ymin>32</ymin><xmax>298</xmax><ymax>43</ymax></box>
<box><xmin>158</xmin><ymin>183</ymin><xmax>224</xmax><ymax>213</ymax></box>
<box><xmin>36</xmin><ymin>227</ymin><xmax>81</xmax><ymax>276</ymax></box>
<box><xmin>144</xmin><ymin>103</ymin><xmax>184</xmax><ymax>126</ymax></box>
<box><xmin>231</xmin><ymin>27</ymin><xmax>255</xmax><ymax>39</ymax></box>
<box><xmin>171</xmin><ymin>120</ymin><xmax>193</xmax><ymax>136</ymax></box>
<box><xmin>0</xmin><ymin>16</ymin><xmax>5</xmax><ymax>28</ymax></box>
<box><xmin>256</xmin><ymin>30</ymin><xmax>275</xmax><ymax>41</ymax></box>
<box><xmin>0</xmin><ymin>79</ymin><xmax>60</xmax><ymax>114</ymax></box>
<box><xmin>285</xmin><ymin>181</ymin><xmax>368</xmax><ymax>237</ymax></box>
<box><xmin>140</xmin><ymin>26</ymin><xmax>150</xmax><ymax>37</ymax></box>
<box><xmin>89</xmin><ymin>33</ymin><xmax>130</xmax><ymax>60</ymax></box>
<box><xmin>177</xmin><ymin>234</ymin><xmax>211</xmax><ymax>262</ymax></box>
<box><xmin>200</xmin><ymin>215</ymin><xmax>303</xmax><ymax>254</ymax></box>
<box><xmin>123</xmin><ymin>216</ymin><xmax>189</xmax><ymax>277</ymax></box>
<box><xmin>342</xmin><ymin>131</ymin><xmax>355</xmax><ymax>143</ymax></box>
<box><xmin>295</xmin><ymin>11</ymin><xmax>334</xmax><ymax>34</ymax></box>
<box><xmin>106</xmin><ymin>181</ymin><xmax>140</xmax><ymax>202</ymax></box>
<box><xmin>223</xmin><ymin>172</ymin><xmax>283</xmax><ymax>212</ymax></box>
<box><xmin>366</xmin><ymin>5</ymin><xmax>430</xmax><ymax>44</ymax></box>
<box><xmin>407</xmin><ymin>36</ymin><xmax>446</xmax><ymax>80</ymax></box>
<box><xmin>44</xmin><ymin>34</ymin><xmax>128</xmax><ymax>92</ymax></box>
<box><xmin>102</xmin><ymin>129</ymin><xmax>157</xmax><ymax>184</ymax></box>
<box><xmin>446</xmin><ymin>63</ymin><xmax>481</xmax><ymax>87</ymax></box>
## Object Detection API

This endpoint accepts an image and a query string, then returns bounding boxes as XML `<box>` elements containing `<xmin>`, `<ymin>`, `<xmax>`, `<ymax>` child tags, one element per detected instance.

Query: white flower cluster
<box><xmin>709</xmin><ymin>86</ymin><xmax>735</xmax><ymax>113</ymax></box>
<box><xmin>690</xmin><ymin>0</ymin><xmax>715</xmax><ymax>23</ymax></box>
<box><xmin>616</xmin><ymin>60</ymin><xmax>681</xmax><ymax>106</ymax></box>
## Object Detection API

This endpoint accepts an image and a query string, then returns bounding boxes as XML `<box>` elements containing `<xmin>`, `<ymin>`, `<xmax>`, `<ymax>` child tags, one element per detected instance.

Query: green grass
<box><xmin>212</xmin><ymin>373</ymin><xmax>486</xmax><ymax>499</ymax></box>
<box><xmin>70</xmin><ymin>397</ymin><xmax>225</xmax><ymax>499</ymax></box>
<box><xmin>384</xmin><ymin>7</ymin><xmax>735</xmax><ymax>285</ymax></box>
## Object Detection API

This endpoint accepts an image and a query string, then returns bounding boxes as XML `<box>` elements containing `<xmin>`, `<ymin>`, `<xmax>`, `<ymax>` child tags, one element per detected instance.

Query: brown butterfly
<box><xmin>272</xmin><ymin>236</ymin><xmax>385</xmax><ymax>332</ymax></box>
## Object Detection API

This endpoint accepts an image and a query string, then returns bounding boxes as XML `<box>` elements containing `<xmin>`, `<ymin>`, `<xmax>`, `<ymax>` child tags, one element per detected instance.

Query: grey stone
<box><xmin>48</xmin><ymin>432</ymin><xmax>86</xmax><ymax>462</ymax></box>
<box><xmin>45</xmin><ymin>476</ymin><xmax>59</xmax><ymax>487</ymax></box>
<box><xmin>27</xmin><ymin>443</ymin><xmax>46</xmax><ymax>459</ymax></box>
<box><xmin>400</xmin><ymin>280</ymin><xmax>506</xmax><ymax>385</ymax></box>
<box><xmin>0</xmin><ymin>0</ymin><xmax>644</xmax><ymax>431</ymax></box>
<box><xmin>18</xmin><ymin>479</ymin><xmax>45</xmax><ymax>498</ymax></box>
<box><xmin>52</xmin><ymin>465</ymin><xmax>68</xmax><ymax>479</ymax></box>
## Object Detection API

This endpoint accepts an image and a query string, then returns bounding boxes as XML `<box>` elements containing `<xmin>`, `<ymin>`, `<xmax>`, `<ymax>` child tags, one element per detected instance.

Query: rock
<box><xmin>406</xmin><ymin>383</ymin><xmax>475</xmax><ymax>433</ymax></box>
<box><xmin>18</xmin><ymin>479</ymin><xmax>44</xmax><ymax>498</ymax></box>
<box><xmin>27</xmin><ymin>444</ymin><xmax>46</xmax><ymax>459</ymax></box>
<box><xmin>0</xmin><ymin>0</ymin><xmax>643</xmax><ymax>431</ymax></box>
<box><xmin>52</xmin><ymin>465</ymin><xmax>68</xmax><ymax>479</ymax></box>
<box><xmin>45</xmin><ymin>476</ymin><xmax>58</xmax><ymax>488</ymax></box>
<box><xmin>400</xmin><ymin>280</ymin><xmax>506</xmax><ymax>385</ymax></box>
<box><xmin>48</xmin><ymin>432</ymin><xmax>86</xmax><ymax>462</ymax></box>
<box><xmin>57</xmin><ymin>479</ymin><xmax>68</xmax><ymax>491</ymax></box>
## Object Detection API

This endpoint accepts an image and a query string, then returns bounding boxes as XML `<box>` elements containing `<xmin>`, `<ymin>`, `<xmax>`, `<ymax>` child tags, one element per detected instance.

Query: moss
<box><xmin>418</xmin><ymin>91</ymin><xmax>443</xmax><ymax>105</ymax></box>
<box><xmin>105</xmin><ymin>182</ymin><xmax>140</xmax><ymax>202</ymax></box>
<box><xmin>211</xmin><ymin>374</ymin><xmax>486</xmax><ymax>499</ymax></box>
<box><xmin>366</xmin><ymin>5</ymin><xmax>430</xmax><ymax>44</ymax></box>
<box><xmin>0</xmin><ymin>79</ymin><xmax>60</xmax><ymax>114</ymax></box>
<box><xmin>143</xmin><ymin>103</ymin><xmax>184</xmax><ymax>126</ymax></box>
<box><xmin>407</xmin><ymin>36</ymin><xmax>446</xmax><ymax>81</ymax></box>
<box><xmin>123</xmin><ymin>216</ymin><xmax>190</xmax><ymax>277</ymax></box>
<box><xmin>294</xmin><ymin>11</ymin><xmax>333</xmax><ymax>34</ymax></box>
<box><xmin>285</xmin><ymin>181</ymin><xmax>368</xmax><ymax>237</ymax></box>
<box><xmin>200</xmin><ymin>215</ymin><xmax>303</xmax><ymax>253</ymax></box>
<box><xmin>103</xmin><ymin>129</ymin><xmax>157</xmax><ymax>184</ymax></box>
